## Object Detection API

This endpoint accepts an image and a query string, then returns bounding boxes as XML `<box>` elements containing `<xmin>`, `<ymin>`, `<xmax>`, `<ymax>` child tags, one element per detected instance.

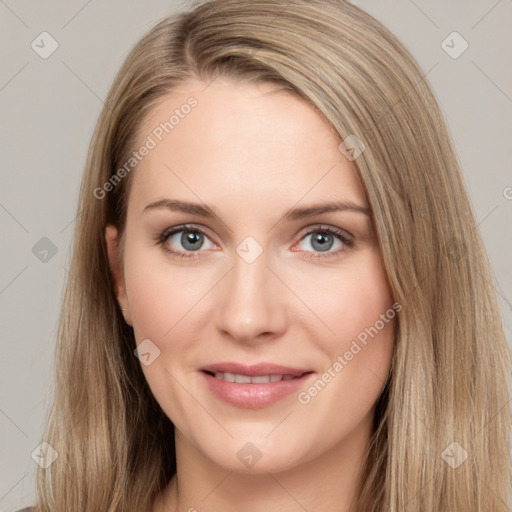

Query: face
<box><xmin>106</xmin><ymin>78</ymin><xmax>396</xmax><ymax>474</ymax></box>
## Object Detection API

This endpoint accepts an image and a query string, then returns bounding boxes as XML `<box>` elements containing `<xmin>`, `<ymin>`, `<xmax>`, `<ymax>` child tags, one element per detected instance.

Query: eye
<box><xmin>154</xmin><ymin>225</ymin><xmax>216</xmax><ymax>259</ymax></box>
<box><xmin>293</xmin><ymin>225</ymin><xmax>354</xmax><ymax>259</ymax></box>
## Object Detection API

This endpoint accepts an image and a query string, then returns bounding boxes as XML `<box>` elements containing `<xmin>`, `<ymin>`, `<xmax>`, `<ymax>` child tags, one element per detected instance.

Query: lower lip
<box><xmin>200</xmin><ymin>371</ymin><xmax>314</xmax><ymax>409</ymax></box>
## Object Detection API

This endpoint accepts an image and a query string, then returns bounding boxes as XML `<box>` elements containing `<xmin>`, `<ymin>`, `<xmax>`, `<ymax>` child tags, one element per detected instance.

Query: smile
<box><xmin>199</xmin><ymin>367</ymin><xmax>315</xmax><ymax>409</ymax></box>
<box><xmin>208</xmin><ymin>371</ymin><xmax>304</xmax><ymax>383</ymax></box>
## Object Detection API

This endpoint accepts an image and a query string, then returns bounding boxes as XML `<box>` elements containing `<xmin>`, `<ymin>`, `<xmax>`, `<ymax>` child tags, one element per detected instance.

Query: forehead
<box><xmin>128</xmin><ymin>78</ymin><xmax>366</xmax><ymax>214</ymax></box>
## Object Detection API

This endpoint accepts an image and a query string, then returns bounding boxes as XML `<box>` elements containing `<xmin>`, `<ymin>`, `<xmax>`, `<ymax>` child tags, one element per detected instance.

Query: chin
<box><xmin>203</xmin><ymin>440</ymin><xmax>306</xmax><ymax>475</ymax></box>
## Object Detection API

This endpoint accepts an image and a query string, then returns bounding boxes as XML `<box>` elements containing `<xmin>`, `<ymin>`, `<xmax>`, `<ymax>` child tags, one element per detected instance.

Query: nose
<box><xmin>214</xmin><ymin>248</ymin><xmax>288</xmax><ymax>344</ymax></box>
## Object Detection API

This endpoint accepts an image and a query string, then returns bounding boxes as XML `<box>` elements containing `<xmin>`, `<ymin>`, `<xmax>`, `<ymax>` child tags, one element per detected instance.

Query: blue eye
<box><xmin>155</xmin><ymin>225</ymin><xmax>214</xmax><ymax>259</ymax></box>
<box><xmin>154</xmin><ymin>224</ymin><xmax>354</xmax><ymax>260</ymax></box>
<box><xmin>295</xmin><ymin>227</ymin><xmax>354</xmax><ymax>259</ymax></box>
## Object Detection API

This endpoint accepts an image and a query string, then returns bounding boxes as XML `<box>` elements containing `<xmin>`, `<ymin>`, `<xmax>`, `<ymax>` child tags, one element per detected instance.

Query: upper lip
<box><xmin>200</xmin><ymin>362</ymin><xmax>312</xmax><ymax>377</ymax></box>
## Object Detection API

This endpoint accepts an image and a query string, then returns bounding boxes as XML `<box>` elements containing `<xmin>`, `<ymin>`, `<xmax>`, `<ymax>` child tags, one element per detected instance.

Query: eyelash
<box><xmin>153</xmin><ymin>224</ymin><xmax>355</xmax><ymax>260</ymax></box>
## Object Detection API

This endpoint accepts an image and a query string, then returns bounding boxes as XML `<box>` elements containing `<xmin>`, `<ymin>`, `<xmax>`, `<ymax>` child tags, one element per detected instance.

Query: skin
<box><xmin>106</xmin><ymin>78</ymin><xmax>396</xmax><ymax>512</ymax></box>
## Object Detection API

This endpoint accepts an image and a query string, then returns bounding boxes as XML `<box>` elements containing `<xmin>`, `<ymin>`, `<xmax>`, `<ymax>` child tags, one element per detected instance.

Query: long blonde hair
<box><xmin>34</xmin><ymin>1</ymin><xmax>511</xmax><ymax>510</ymax></box>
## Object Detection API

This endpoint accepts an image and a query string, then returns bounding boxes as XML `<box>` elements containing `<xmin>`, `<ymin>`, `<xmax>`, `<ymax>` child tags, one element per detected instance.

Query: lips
<box><xmin>200</xmin><ymin>362</ymin><xmax>311</xmax><ymax>377</ymax></box>
<box><xmin>199</xmin><ymin>362</ymin><xmax>315</xmax><ymax>409</ymax></box>
<box><xmin>210</xmin><ymin>372</ymin><xmax>298</xmax><ymax>383</ymax></box>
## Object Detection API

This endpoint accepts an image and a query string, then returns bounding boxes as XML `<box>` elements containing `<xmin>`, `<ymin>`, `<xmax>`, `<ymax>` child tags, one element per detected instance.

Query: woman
<box><xmin>23</xmin><ymin>0</ymin><xmax>512</xmax><ymax>511</ymax></box>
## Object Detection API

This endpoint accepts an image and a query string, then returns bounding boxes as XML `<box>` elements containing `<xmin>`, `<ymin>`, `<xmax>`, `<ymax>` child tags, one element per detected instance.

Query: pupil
<box><xmin>312</xmin><ymin>233</ymin><xmax>333</xmax><ymax>252</ymax></box>
<box><xmin>182</xmin><ymin>231</ymin><xmax>202</xmax><ymax>251</ymax></box>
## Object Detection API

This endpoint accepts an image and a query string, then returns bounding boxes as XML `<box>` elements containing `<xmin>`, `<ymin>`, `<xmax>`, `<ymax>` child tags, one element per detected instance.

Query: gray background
<box><xmin>1</xmin><ymin>0</ymin><xmax>511</xmax><ymax>509</ymax></box>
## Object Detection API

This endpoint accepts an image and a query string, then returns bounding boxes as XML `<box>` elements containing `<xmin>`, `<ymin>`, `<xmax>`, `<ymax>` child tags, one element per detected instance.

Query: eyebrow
<box><xmin>143</xmin><ymin>199</ymin><xmax>371</xmax><ymax>222</ymax></box>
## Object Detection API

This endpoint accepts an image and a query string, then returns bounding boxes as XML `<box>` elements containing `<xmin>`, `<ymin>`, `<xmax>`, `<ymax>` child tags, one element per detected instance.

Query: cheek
<box><xmin>299</xmin><ymin>250</ymin><xmax>395</xmax><ymax>350</ymax></box>
<box><xmin>297</xmin><ymin>251</ymin><xmax>396</xmax><ymax>405</ymax></box>
<box><xmin>122</xmin><ymin>238</ymin><xmax>198</xmax><ymax>340</ymax></box>
<box><xmin>122</xmin><ymin>241</ymin><xmax>206</xmax><ymax>426</ymax></box>
<box><xmin>122</xmin><ymin>236</ymin><xmax>218</xmax><ymax>390</ymax></box>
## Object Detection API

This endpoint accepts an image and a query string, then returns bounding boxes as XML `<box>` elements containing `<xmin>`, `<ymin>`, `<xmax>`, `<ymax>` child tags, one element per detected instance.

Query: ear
<box><xmin>105</xmin><ymin>224</ymin><xmax>132</xmax><ymax>326</ymax></box>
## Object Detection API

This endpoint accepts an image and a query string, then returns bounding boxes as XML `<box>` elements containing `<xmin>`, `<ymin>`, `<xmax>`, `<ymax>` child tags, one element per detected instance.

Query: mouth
<box><xmin>202</xmin><ymin>370</ymin><xmax>312</xmax><ymax>384</ymax></box>
<box><xmin>199</xmin><ymin>362</ymin><xmax>315</xmax><ymax>409</ymax></box>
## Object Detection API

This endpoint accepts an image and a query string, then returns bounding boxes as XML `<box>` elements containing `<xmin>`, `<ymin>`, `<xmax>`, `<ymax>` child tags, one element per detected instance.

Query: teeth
<box><xmin>251</xmin><ymin>375</ymin><xmax>271</xmax><ymax>383</ymax></box>
<box><xmin>212</xmin><ymin>372</ymin><xmax>299</xmax><ymax>383</ymax></box>
<box><xmin>223</xmin><ymin>372</ymin><xmax>235</xmax><ymax>383</ymax></box>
